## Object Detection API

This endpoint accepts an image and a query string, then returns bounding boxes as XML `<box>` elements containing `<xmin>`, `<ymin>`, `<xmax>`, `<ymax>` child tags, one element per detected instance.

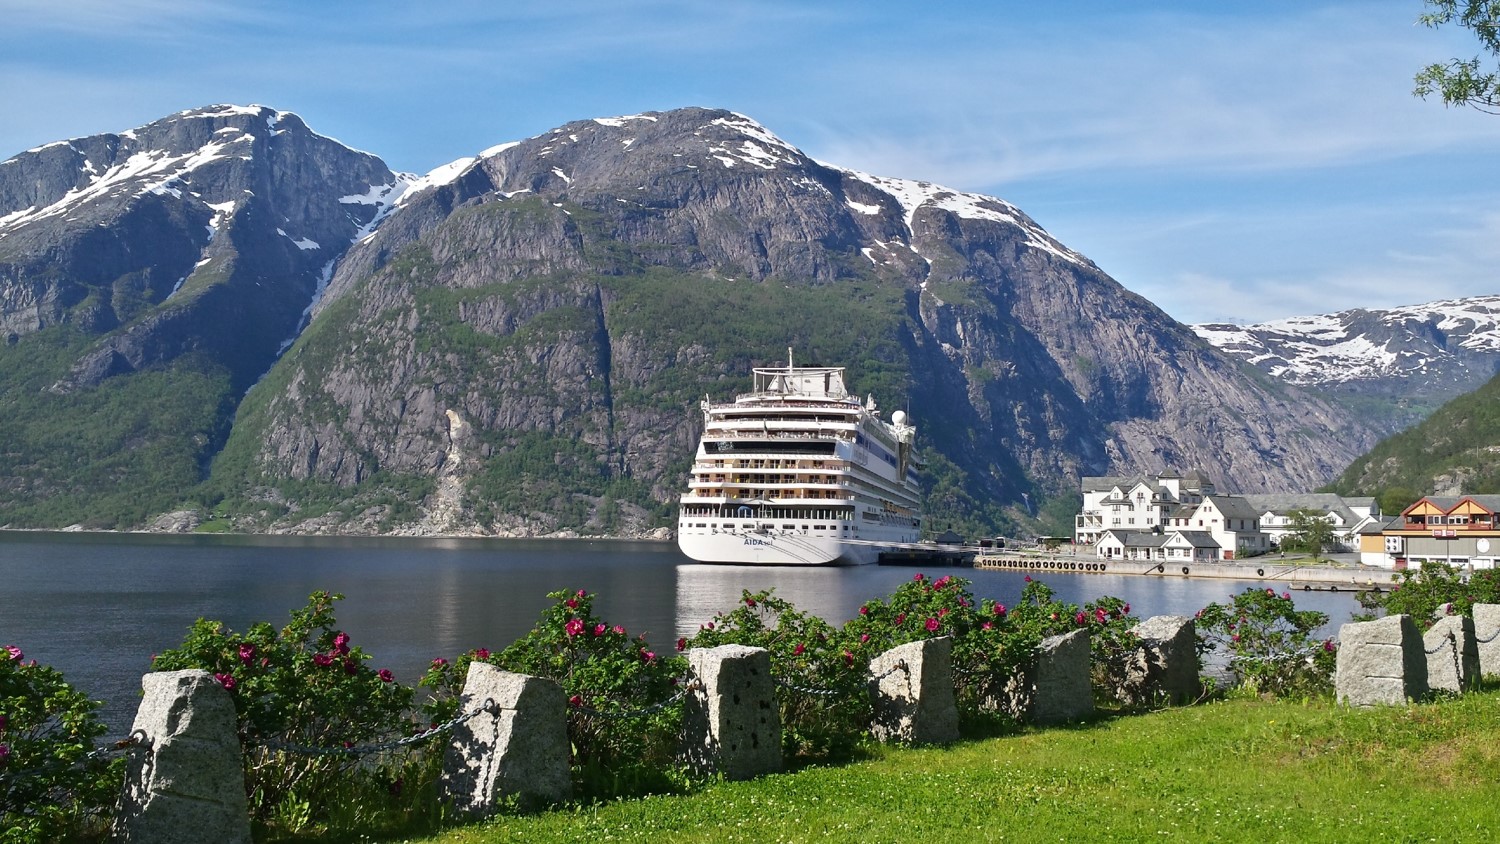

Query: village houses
<box><xmin>1076</xmin><ymin>470</ymin><xmax>1377</xmax><ymax>562</ymax></box>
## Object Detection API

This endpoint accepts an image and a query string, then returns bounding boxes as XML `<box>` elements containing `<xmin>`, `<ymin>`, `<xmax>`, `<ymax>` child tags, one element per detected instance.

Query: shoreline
<box><xmin>974</xmin><ymin>553</ymin><xmax>1398</xmax><ymax>589</ymax></box>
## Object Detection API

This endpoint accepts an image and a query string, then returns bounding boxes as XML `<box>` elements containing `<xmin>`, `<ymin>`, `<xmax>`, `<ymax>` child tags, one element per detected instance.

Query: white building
<box><xmin>1075</xmin><ymin>470</ymin><xmax>1214</xmax><ymax>546</ymax></box>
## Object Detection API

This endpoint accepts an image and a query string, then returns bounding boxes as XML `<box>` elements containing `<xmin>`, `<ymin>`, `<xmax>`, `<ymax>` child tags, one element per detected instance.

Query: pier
<box><xmin>972</xmin><ymin>553</ymin><xmax>1397</xmax><ymax>589</ymax></box>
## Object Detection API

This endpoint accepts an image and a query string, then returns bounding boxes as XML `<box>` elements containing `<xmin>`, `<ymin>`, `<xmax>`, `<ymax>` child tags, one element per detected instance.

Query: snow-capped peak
<box><xmin>836</xmin><ymin>167</ymin><xmax>1088</xmax><ymax>267</ymax></box>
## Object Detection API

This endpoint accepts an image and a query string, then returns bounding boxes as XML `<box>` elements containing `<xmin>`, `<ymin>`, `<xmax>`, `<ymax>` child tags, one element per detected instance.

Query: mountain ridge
<box><xmin>0</xmin><ymin>104</ymin><xmax>1379</xmax><ymax>534</ymax></box>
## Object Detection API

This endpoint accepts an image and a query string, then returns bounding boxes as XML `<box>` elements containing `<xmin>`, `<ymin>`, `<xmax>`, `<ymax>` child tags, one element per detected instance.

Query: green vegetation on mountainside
<box><xmin>1327</xmin><ymin>369</ymin><xmax>1500</xmax><ymax>498</ymax></box>
<box><xmin>0</xmin><ymin>326</ymin><xmax>235</xmax><ymax>528</ymax></box>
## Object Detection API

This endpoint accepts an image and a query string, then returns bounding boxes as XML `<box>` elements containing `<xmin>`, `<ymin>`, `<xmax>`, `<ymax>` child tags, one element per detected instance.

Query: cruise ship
<box><xmin>676</xmin><ymin>353</ymin><xmax>923</xmax><ymax>565</ymax></box>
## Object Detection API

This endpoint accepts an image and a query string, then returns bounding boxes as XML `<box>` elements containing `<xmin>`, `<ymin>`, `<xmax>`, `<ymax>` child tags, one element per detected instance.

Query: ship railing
<box><xmin>703</xmin><ymin>431</ymin><xmax>850</xmax><ymax>442</ymax></box>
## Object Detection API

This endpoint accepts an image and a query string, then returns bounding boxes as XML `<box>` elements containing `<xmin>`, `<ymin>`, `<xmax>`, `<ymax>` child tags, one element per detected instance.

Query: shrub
<box><xmin>684</xmin><ymin>590</ymin><xmax>870</xmax><ymax>760</ymax></box>
<box><xmin>1196</xmin><ymin>587</ymin><xmax>1336</xmax><ymax>698</ymax></box>
<box><xmin>1358</xmin><ymin>562</ymin><xmax>1500</xmax><ymax>630</ymax></box>
<box><xmin>481</xmin><ymin>589</ymin><xmax>687</xmax><ymax>800</ymax></box>
<box><xmin>150</xmin><ymin>591</ymin><xmax>417</xmax><ymax>836</ymax></box>
<box><xmin>0</xmin><ymin>645</ymin><xmax>122</xmax><ymax>843</ymax></box>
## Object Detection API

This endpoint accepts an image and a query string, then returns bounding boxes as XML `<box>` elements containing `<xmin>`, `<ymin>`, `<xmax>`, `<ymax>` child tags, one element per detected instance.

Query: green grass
<box><xmin>402</xmin><ymin>691</ymin><xmax>1500</xmax><ymax>844</ymax></box>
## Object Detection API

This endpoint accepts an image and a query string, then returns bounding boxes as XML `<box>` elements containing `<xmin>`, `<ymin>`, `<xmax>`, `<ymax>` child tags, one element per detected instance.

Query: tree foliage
<box><xmin>1415</xmin><ymin>0</ymin><xmax>1500</xmax><ymax>113</ymax></box>
<box><xmin>1279</xmin><ymin>509</ymin><xmax>1336</xmax><ymax>558</ymax></box>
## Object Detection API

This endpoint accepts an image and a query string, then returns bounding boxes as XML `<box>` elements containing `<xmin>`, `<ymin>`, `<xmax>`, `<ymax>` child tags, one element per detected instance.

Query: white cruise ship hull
<box><xmin>676</xmin><ymin>526</ymin><xmax>918</xmax><ymax>566</ymax></box>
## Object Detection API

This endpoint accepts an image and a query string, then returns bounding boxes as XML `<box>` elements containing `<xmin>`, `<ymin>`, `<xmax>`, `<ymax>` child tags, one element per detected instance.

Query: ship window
<box><xmin>802</xmin><ymin>525</ymin><xmax>810</xmax><ymax>530</ymax></box>
<box><xmin>783</xmin><ymin>524</ymin><xmax>794</xmax><ymax>530</ymax></box>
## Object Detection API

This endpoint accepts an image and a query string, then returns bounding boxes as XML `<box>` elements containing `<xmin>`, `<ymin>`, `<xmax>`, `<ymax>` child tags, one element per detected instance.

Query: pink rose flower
<box><xmin>1323</xmin><ymin>639</ymin><xmax>1336</xmax><ymax>653</ymax></box>
<box><xmin>895</xmin><ymin>613</ymin><xmax>907</xmax><ymax>625</ymax></box>
<box><xmin>1123</xmin><ymin>603</ymin><xmax>1131</xmax><ymax>614</ymax></box>
<box><xmin>641</xmin><ymin>650</ymin><xmax>656</xmax><ymax>662</ymax></box>
<box><xmin>238</xmin><ymin>643</ymin><xmax>255</xmax><ymax>664</ymax></box>
<box><xmin>333</xmin><ymin>632</ymin><xmax>351</xmax><ymax>656</ymax></box>
<box><xmin>746</xmin><ymin>596</ymin><xmax>757</xmax><ymax>608</ymax></box>
<box><xmin>565</xmin><ymin>618</ymin><xmax>585</xmax><ymax>637</ymax></box>
<box><xmin>343</xmin><ymin>659</ymin><xmax>358</xmax><ymax>675</ymax></box>
<box><xmin>431</xmin><ymin>657</ymin><xmax>448</xmax><ymax>668</ymax></box>
<box><xmin>1075</xmin><ymin>612</ymin><xmax>1087</xmax><ymax>626</ymax></box>
<box><xmin>925</xmin><ymin>617</ymin><xmax>940</xmax><ymax>632</ymax></box>
<box><xmin>313</xmin><ymin>653</ymin><xmax>333</xmax><ymax>667</ymax></box>
<box><xmin>593</xmin><ymin>623</ymin><xmax>607</xmax><ymax>637</ymax></box>
<box><xmin>860</xmin><ymin>633</ymin><xmax>870</xmax><ymax>643</ymax></box>
<box><xmin>676</xmin><ymin>637</ymin><xmax>687</xmax><ymax>652</ymax></box>
<box><xmin>981</xmin><ymin>621</ymin><xmax>994</xmax><ymax>630</ymax></box>
<box><xmin>576</xmin><ymin>589</ymin><xmax>587</xmax><ymax>598</ymax></box>
<box><xmin>1266</xmin><ymin>588</ymin><xmax>1276</xmax><ymax>596</ymax></box>
<box><xmin>1281</xmin><ymin>593</ymin><xmax>1291</xmax><ymax>601</ymax></box>
<box><xmin>214</xmin><ymin>672</ymin><xmax>236</xmax><ymax>690</ymax></box>
<box><xmin>993</xmin><ymin>604</ymin><xmax>1007</xmax><ymax>617</ymax></box>
<box><xmin>613</xmin><ymin>625</ymin><xmax>625</xmax><ymax>635</ymax></box>
<box><xmin>913</xmin><ymin>573</ymin><xmax>925</xmax><ymax>582</ymax></box>
<box><xmin>569</xmin><ymin>694</ymin><xmax>583</xmax><ymax>708</ymax></box>
<box><xmin>859</xmin><ymin>605</ymin><xmax>870</xmax><ymax>615</ymax></box>
<box><xmin>474</xmin><ymin>648</ymin><xmax>490</xmax><ymax>660</ymax></box>
<box><xmin>4</xmin><ymin>646</ymin><xmax>21</xmax><ymax>662</ymax></box>
<box><xmin>565</xmin><ymin>598</ymin><xmax>579</xmax><ymax>609</ymax></box>
<box><xmin>794</xmin><ymin>643</ymin><xmax>806</xmax><ymax>656</ymax></box>
<box><xmin>843</xmin><ymin>650</ymin><xmax>855</xmax><ymax>667</ymax></box>
<box><xmin>378</xmin><ymin>669</ymin><xmax>394</xmax><ymax>683</ymax></box>
<box><xmin>1024</xmin><ymin>575</ymin><xmax>1032</xmax><ymax>582</ymax></box>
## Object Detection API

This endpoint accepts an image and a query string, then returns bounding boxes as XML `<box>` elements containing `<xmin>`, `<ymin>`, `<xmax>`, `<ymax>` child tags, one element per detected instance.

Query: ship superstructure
<box><xmin>676</xmin><ymin>353</ymin><xmax>922</xmax><ymax>565</ymax></box>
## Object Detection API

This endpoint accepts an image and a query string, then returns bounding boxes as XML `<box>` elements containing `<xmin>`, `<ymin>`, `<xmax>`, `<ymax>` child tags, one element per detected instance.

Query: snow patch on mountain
<box><xmin>834</xmin><ymin>168</ymin><xmax>1088</xmax><ymax>268</ymax></box>
<box><xmin>1194</xmin><ymin>294</ymin><xmax>1500</xmax><ymax>386</ymax></box>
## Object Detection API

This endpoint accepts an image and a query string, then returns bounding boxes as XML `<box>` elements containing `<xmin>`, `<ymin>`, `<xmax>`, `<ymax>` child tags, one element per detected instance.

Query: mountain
<box><xmin>1194</xmin><ymin>296</ymin><xmax>1500</xmax><ymax>433</ymax></box>
<box><xmin>0</xmin><ymin>104</ymin><xmax>406</xmax><ymax>525</ymax></box>
<box><xmin>1327</xmin><ymin>368</ymin><xmax>1500</xmax><ymax>499</ymax></box>
<box><xmin>0</xmin><ymin>106</ymin><xmax>1378</xmax><ymax>534</ymax></box>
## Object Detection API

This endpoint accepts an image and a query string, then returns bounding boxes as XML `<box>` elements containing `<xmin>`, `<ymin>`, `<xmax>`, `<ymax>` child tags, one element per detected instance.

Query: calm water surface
<box><xmin>0</xmin><ymin>532</ymin><xmax>1363</xmax><ymax>733</ymax></box>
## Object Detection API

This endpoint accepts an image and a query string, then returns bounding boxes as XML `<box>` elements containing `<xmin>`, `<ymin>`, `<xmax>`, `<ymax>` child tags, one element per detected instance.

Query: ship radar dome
<box><xmin>892</xmin><ymin>410</ymin><xmax>907</xmax><ymax>426</ymax></box>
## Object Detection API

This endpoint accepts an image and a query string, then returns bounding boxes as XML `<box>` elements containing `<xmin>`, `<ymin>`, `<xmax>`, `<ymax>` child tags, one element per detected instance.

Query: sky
<box><xmin>2</xmin><ymin>0</ymin><xmax>1498</xmax><ymax>326</ymax></box>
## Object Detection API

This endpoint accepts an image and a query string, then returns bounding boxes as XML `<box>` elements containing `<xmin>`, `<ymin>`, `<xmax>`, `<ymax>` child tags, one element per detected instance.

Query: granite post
<box><xmin>1120</xmin><ymin>616</ymin><xmax>1200</xmax><ymax>706</ymax></box>
<box><xmin>681</xmin><ymin>645</ymin><xmax>781</xmax><ymax>779</ymax></box>
<box><xmin>112</xmin><ymin>670</ymin><xmax>251</xmax><ymax>844</ymax></box>
<box><xmin>440</xmin><ymin>663</ymin><xmax>570</xmax><ymax>814</ymax></box>
<box><xmin>868</xmin><ymin>637</ymin><xmax>959</xmax><ymax>745</ymax></box>
<box><xmin>1473</xmin><ymin>604</ymin><xmax>1500</xmax><ymax>679</ymax></box>
<box><xmin>1424</xmin><ymin>614</ymin><xmax>1481</xmax><ymax>694</ymax></box>
<box><xmin>1335</xmin><ymin>615</ymin><xmax>1429</xmax><ymax>706</ymax></box>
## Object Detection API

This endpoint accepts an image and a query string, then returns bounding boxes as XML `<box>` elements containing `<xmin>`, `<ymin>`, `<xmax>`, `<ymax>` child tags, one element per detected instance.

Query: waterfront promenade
<box><xmin>974</xmin><ymin>551</ymin><xmax>1397</xmax><ymax>590</ymax></box>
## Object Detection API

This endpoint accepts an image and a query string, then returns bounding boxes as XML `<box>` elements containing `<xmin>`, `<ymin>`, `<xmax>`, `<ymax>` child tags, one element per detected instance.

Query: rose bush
<box><xmin>150</xmin><ymin>591</ymin><xmax>415</xmax><ymax>834</ymax></box>
<box><xmin>466</xmin><ymin>589</ymin><xmax>686</xmax><ymax>799</ymax></box>
<box><xmin>1197</xmin><ymin>587</ymin><xmax>1335</xmax><ymax>698</ymax></box>
<box><xmin>0</xmin><ymin>645</ymin><xmax>121</xmax><ymax>843</ymax></box>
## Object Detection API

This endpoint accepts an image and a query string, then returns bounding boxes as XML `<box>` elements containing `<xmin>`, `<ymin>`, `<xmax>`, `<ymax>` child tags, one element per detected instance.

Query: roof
<box><xmin>1359</xmin><ymin>516</ymin><xmax>1401</xmax><ymax>535</ymax></box>
<box><xmin>1168</xmin><ymin>530</ymin><xmax>1222</xmax><ymax>548</ymax></box>
<box><xmin>1242</xmin><ymin>493</ymin><xmax>1357</xmax><ymax>524</ymax></box>
<box><xmin>1201</xmin><ymin>495</ymin><xmax>1264</xmax><ymax>521</ymax></box>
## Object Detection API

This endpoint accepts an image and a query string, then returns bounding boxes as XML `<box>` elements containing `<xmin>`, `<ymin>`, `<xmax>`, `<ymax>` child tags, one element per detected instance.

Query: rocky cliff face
<box><xmin>0</xmin><ymin>105</ymin><xmax>1381</xmax><ymax>532</ymax></box>
<box><xmin>216</xmin><ymin>108</ymin><xmax>1374</xmax><ymax>535</ymax></box>
<box><xmin>0</xmin><ymin>104</ymin><xmax>403</xmax><ymax>392</ymax></box>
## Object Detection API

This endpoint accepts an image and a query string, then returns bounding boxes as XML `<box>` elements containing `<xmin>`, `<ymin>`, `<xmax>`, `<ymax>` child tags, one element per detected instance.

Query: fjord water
<box><xmin>0</xmin><ymin>532</ymin><xmax>1361</xmax><ymax>733</ymax></box>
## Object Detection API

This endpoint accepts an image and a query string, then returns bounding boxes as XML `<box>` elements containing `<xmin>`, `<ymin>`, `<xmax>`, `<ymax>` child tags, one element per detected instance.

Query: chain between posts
<box><xmin>252</xmin><ymin>698</ymin><xmax>498</xmax><ymax>758</ymax></box>
<box><xmin>1476</xmin><ymin>626</ymin><xmax>1500</xmax><ymax>645</ymax></box>
<box><xmin>774</xmin><ymin>659</ymin><xmax>908</xmax><ymax>697</ymax></box>
<box><xmin>573</xmin><ymin>680</ymin><xmax>699</xmax><ymax>719</ymax></box>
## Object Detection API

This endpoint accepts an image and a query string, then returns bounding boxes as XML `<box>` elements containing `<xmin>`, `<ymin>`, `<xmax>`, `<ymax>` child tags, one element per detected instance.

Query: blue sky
<box><xmin>3</xmin><ymin>0</ymin><xmax>1497</xmax><ymax>325</ymax></box>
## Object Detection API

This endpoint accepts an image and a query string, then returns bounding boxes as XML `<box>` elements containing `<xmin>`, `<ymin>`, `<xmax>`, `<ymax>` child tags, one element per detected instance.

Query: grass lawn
<box><xmin>404</xmin><ymin>690</ymin><xmax>1500</xmax><ymax>844</ymax></box>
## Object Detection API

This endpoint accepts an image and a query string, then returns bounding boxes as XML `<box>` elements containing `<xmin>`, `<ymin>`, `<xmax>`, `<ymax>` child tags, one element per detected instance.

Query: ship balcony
<box><xmin>694</xmin><ymin>459</ymin><xmax>849</xmax><ymax>471</ymax></box>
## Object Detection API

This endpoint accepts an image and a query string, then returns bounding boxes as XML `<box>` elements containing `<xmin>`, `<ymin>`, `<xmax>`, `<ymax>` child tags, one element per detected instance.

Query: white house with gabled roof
<box><xmin>1076</xmin><ymin>469</ymin><xmax>1215</xmax><ymax>547</ymax></box>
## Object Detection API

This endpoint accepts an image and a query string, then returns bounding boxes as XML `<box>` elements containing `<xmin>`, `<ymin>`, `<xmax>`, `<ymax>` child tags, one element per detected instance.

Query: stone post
<box><xmin>1336</xmin><ymin>615</ymin><xmax>1428</xmax><ymax>706</ymax></box>
<box><xmin>440</xmin><ymin>663</ymin><xmax>570</xmax><ymax>814</ymax></box>
<box><xmin>112</xmin><ymin>670</ymin><xmax>251</xmax><ymax>844</ymax></box>
<box><xmin>681</xmin><ymin>645</ymin><xmax>781</xmax><ymax>780</ymax></box>
<box><xmin>1424</xmin><ymin>614</ymin><xmax>1481</xmax><ymax>694</ymax></box>
<box><xmin>1120</xmin><ymin>616</ymin><xmax>1200</xmax><ymax>706</ymax></box>
<box><xmin>868</xmin><ymin>637</ymin><xmax>959</xmax><ymax>745</ymax></box>
<box><xmin>1032</xmin><ymin>628</ymin><xmax>1095</xmax><ymax>724</ymax></box>
<box><xmin>1473</xmin><ymin>604</ymin><xmax>1500</xmax><ymax>679</ymax></box>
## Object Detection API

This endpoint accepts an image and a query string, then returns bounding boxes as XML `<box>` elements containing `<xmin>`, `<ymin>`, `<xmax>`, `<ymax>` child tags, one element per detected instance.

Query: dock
<box><xmin>972</xmin><ymin>553</ymin><xmax>1397</xmax><ymax>589</ymax></box>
